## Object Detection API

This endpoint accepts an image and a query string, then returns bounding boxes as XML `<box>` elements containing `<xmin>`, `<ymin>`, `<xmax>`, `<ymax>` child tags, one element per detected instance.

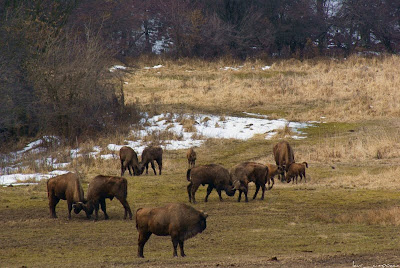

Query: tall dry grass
<box><xmin>124</xmin><ymin>56</ymin><xmax>400</xmax><ymax>122</ymax></box>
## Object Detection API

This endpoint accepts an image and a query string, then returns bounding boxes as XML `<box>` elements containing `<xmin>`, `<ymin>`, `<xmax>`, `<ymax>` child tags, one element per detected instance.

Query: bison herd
<box><xmin>47</xmin><ymin>141</ymin><xmax>308</xmax><ymax>258</ymax></box>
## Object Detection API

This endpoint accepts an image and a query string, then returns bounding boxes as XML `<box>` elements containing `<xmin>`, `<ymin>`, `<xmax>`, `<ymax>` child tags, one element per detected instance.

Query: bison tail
<box><xmin>186</xmin><ymin>168</ymin><xmax>192</xmax><ymax>181</ymax></box>
<box><xmin>303</xmin><ymin>162</ymin><xmax>308</xmax><ymax>168</ymax></box>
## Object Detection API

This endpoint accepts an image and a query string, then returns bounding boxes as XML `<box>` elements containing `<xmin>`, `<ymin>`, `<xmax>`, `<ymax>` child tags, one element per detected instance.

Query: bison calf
<box><xmin>136</xmin><ymin>203</ymin><xmax>208</xmax><ymax>258</ymax></box>
<box><xmin>47</xmin><ymin>172</ymin><xmax>88</xmax><ymax>219</ymax></box>
<box><xmin>186</xmin><ymin>148</ymin><xmax>197</xmax><ymax>169</ymax></box>
<box><xmin>75</xmin><ymin>175</ymin><xmax>132</xmax><ymax>221</ymax></box>
<box><xmin>286</xmin><ymin>162</ymin><xmax>308</xmax><ymax>184</ymax></box>
<box><xmin>187</xmin><ymin>164</ymin><xmax>236</xmax><ymax>204</ymax></box>
<box><xmin>265</xmin><ymin>164</ymin><xmax>284</xmax><ymax>189</ymax></box>
<box><xmin>231</xmin><ymin>162</ymin><xmax>270</xmax><ymax>202</ymax></box>
<box><xmin>140</xmin><ymin>146</ymin><xmax>163</xmax><ymax>175</ymax></box>
<box><xmin>120</xmin><ymin>146</ymin><xmax>140</xmax><ymax>176</ymax></box>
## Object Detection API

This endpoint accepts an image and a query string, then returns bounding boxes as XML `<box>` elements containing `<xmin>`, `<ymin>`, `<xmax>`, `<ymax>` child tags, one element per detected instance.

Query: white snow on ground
<box><xmin>144</xmin><ymin>64</ymin><xmax>163</xmax><ymax>70</ymax></box>
<box><xmin>109</xmin><ymin>65</ymin><xmax>127</xmax><ymax>72</ymax></box>
<box><xmin>1</xmin><ymin>112</ymin><xmax>314</xmax><ymax>186</ymax></box>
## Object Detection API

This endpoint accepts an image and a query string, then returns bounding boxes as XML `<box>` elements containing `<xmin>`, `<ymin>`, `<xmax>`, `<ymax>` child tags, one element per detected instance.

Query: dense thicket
<box><xmin>1</xmin><ymin>0</ymin><xmax>399</xmax><ymax>145</ymax></box>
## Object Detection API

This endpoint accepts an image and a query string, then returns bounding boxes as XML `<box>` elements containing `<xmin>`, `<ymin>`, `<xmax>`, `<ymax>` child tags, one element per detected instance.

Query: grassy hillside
<box><xmin>1</xmin><ymin>56</ymin><xmax>400</xmax><ymax>267</ymax></box>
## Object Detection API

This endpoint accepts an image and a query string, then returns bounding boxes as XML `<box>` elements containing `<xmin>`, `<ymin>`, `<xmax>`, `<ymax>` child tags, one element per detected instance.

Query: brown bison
<box><xmin>265</xmin><ymin>164</ymin><xmax>284</xmax><ymax>189</ymax></box>
<box><xmin>120</xmin><ymin>146</ymin><xmax>140</xmax><ymax>176</ymax></box>
<box><xmin>273</xmin><ymin>140</ymin><xmax>295</xmax><ymax>181</ymax></box>
<box><xmin>47</xmin><ymin>172</ymin><xmax>88</xmax><ymax>219</ymax></box>
<box><xmin>186</xmin><ymin>148</ymin><xmax>197</xmax><ymax>169</ymax></box>
<box><xmin>136</xmin><ymin>203</ymin><xmax>208</xmax><ymax>258</ymax></box>
<box><xmin>140</xmin><ymin>146</ymin><xmax>163</xmax><ymax>175</ymax></box>
<box><xmin>186</xmin><ymin>164</ymin><xmax>236</xmax><ymax>204</ymax></box>
<box><xmin>74</xmin><ymin>175</ymin><xmax>132</xmax><ymax>221</ymax></box>
<box><xmin>286</xmin><ymin>162</ymin><xmax>308</xmax><ymax>184</ymax></box>
<box><xmin>230</xmin><ymin>162</ymin><xmax>270</xmax><ymax>202</ymax></box>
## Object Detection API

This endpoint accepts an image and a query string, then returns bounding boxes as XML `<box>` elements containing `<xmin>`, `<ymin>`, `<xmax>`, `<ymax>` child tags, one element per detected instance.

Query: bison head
<box><xmin>72</xmin><ymin>201</ymin><xmax>92</xmax><ymax>219</ymax></box>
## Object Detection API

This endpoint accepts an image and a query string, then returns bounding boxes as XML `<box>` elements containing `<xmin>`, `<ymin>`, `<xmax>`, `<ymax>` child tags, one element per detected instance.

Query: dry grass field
<box><xmin>1</xmin><ymin>56</ymin><xmax>400</xmax><ymax>267</ymax></box>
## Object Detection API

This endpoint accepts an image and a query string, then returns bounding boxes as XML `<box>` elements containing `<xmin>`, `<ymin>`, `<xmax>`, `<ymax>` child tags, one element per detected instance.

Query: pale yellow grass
<box><xmin>317</xmin><ymin>206</ymin><xmax>400</xmax><ymax>226</ymax></box>
<box><xmin>124</xmin><ymin>56</ymin><xmax>400</xmax><ymax>122</ymax></box>
<box><xmin>313</xmin><ymin>167</ymin><xmax>400</xmax><ymax>190</ymax></box>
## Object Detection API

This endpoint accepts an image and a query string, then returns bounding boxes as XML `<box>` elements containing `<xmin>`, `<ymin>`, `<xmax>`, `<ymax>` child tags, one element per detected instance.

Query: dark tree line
<box><xmin>1</xmin><ymin>0</ymin><xmax>399</xmax><ymax>146</ymax></box>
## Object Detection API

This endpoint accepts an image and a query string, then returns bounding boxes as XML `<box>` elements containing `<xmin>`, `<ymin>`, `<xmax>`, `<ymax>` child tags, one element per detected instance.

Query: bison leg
<box><xmin>187</xmin><ymin>182</ymin><xmax>193</xmax><ymax>203</ymax></box>
<box><xmin>244</xmin><ymin>189</ymin><xmax>248</xmax><ymax>202</ymax></box>
<box><xmin>238</xmin><ymin>190</ymin><xmax>242</xmax><ymax>202</ymax></box>
<box><xmin>67</xmin><ymin>200</ymin><xmax>73</xmax><ymax>219</ymax></box>
<box><xmin>49</xmin><ymin>197</ymin><xmax>59</xmax><ymax>218</ymax></box>
<box><xmin>260</xmin><ymin>184</ymin><xmax>266</xmax><ymax>200</ymax></box>
<box><xmin>150</xmin><ymin>160</ymin><xmax>157</xmax><ymax>175</ymax></box>
<box><xmin>121</xmin><ymin>160</ymin><xmax>125</xmax><ymax>176</ymax></box>
<box><xmin>127</xmin><ymin>164</ymin><xmax>134</xmax><ymax>176</ymax></box>
<box><xmin>93</xmin><ymin>201</ymin><xmax>100</xmax><ymax>221</ymax></box>
<box><xmin>253</xmin><ymin>184</ymin><xmax>260</xmax><ymax>200</ymax></box>
<box><xmin>138</xmin><ymin>231</ymin><xmax>151</xmax><ymax>258</ymax></box>
<box><xmin>99</xmin><ymin>199</ymin><xmax>109</xmax><ymax>220</ymax></box>
<box><xmin>268</xmin><ymin>177</ymin><xmax>275</xmax><ymax>190</ymax></box>
<box><xmin>179</xmin><ymin>240</ymin><xmax>185</xmax><ymax>257</ymax></box>
<box><xmin>205</xmin><ymin>185</ymin><xmax>213</xmax><ymax>202</ymax></box>
<box><xmin>156</xmin><ymin>158</ymin><xmax>162</xmax><ymax>175</ymax></box>
<box><xmin>217</xmin><ymin>189</ymin><xmax>223</xmax><ymax>202</ymax></box>
<box><xmin>191</xmin><ymin>184</ymin><xmax>200</xmax><ymax>204</ymax></box>
<box><xmin>118</xmin><ymin>198</ymin><xmax>132</xmax><ymax>220</ymax></box>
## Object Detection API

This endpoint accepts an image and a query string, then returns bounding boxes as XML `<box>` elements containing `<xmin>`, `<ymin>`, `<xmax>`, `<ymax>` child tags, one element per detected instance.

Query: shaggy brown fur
<box><xmin>265</xmin><ymin>164</ymin><xmax>284</xmax><ymax>188</ymax></box>
<box><xmin>187</xmin><ymin>164</ymin><xmax>235</xmax><ymax>204</ymax></box>
<box><xmin>186</xmin><ymin>148</ymin><xmax>197</xmax><ymax>169</ymax></box>
<box><xmin>273</xmin><ymin>140</ymin><xmax>295</xmax><ymax>181</ymax></box>
<box><xmin>230</xmin><ymin>162</ymin><xmax>270</xmax><ymax>202</ymax></box>
<box><xmin>119</xmin><ymin>146</ymin><xmax>140</xmax><ymax>176</ymax></box>
<box><xmin>286</xmin><ymin>162</ymin><xmax>308</xmax><ymax>184</ymax></box>
<box><xmin>140</xmin><ymin>146</ymin><xmax>163</xmax><ymax>175</ymax></box>
<box><xmin>47</xmin><ymin>172</ymin><xmax>88</xmax><ymax>219</ymax></box>
<box><xmin>135</xmin><ymin>203</ymin><xmax>208</xmax><ymax>258</ymax></box>
<box><xmin>75</xmin><ymin>175</ymin><xmax>132</xmax><ymax>221</ymax></box>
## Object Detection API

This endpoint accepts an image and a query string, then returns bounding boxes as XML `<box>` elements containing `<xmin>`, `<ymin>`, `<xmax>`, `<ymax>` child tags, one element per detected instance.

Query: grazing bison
<box><xmin>286</xmin><ymin>162</ymin><xmax>308</xmax><ymax>184</ymax></box>
<box><xmin>140</xmin><ymin>146</ymin><xmax>163</xmax><ymax>175</ymax></box>
<box><xmin>273</xmin><ymin>140</ymin><xmax>295</xmax><ymax>181</ymax></box>
<box><xmin>230</xmin><ymin>162</ymin><xmax>270</xmax><ymax>202</ymax></box>
<box><xmin>120</xmin><ymin>146</ymin><xmax>140</xmax><ymax>176</ymax></box>
<box><xmin>47</xmin><ymin>172</ymin><xmax>88</xmax><ymax>219</ymax></box>
<box><xmin>74</xmin><ymin>175</ymin><xmax>132</xmax><ymax>221</ymax></box>
<box><xmin>265</xmin><ymin>164</ymin><xmax>284</xmax><ymax>189</ymax></box>
<box><xmin>186</xmin><ymin>148</ymin><xmax>197</xmax><ymax>169</ymax></box>
<box><xmin>136</xmin><ymin>203</ymin><xmax>208</xmax><ymax>258</ymax></box>
<box><xmin>186</xmin><ymin>164</ymin><xmax>236</xmax><ymax>204</ymax></box>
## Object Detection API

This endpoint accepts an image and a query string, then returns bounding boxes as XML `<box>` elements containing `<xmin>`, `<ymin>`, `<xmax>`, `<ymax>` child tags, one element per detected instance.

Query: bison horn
<box><xmin>202</xmin><ymin>212</ymin><xmax>208</xmax><ymax>219</ymax></box>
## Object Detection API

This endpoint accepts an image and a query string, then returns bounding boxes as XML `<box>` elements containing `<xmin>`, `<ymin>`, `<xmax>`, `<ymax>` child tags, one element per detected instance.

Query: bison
<box><xmin>186</xmin><ymin>148</ymin><xmax>197</xmax><ymax>169</ymax></box>
<box><xmin>286</xmin><ymin>162</ymin><xmax>308</xmax><ymax>184</ymax></box>
<box><xmin>186</xmin><ymin>164</ymin><xmax>236</xmax><ymax>204</ymax></box>
<box><xmin>47</xmin><ymin>172</ymin><xmax>88</xmax><ymax>219</ymax></box>
<box><xmin>120</xmin><ymin>146</ymin><xmax>140</xmax><ymax>176</ymax></box>
<box><xmin>230</xmin><ymin>162</ymin><xmax>270</xmax><ymax>202</ymax></box>
<box><xmin>136</xmin><ymin>203</ymin><xmax>208</xmax><ymax>258</ymax></box>
<box><xmin>74</xmin><ymin>175</ymin><xmax>132</xmax><ymax>221</ymax></box>
<box><xmin>265</xmin><ymin>164</ymin><xmax>284</xmax><ymax>189</ymax></box>
<box><xmin>140</xmin><ymin>146</ymin><xmax>163</xmax><ymax>175</ymax></box>
<box><xmin>273</xmin><ymin>140</ymin><xmax>295</xmax><ymax>181</ymax></box>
